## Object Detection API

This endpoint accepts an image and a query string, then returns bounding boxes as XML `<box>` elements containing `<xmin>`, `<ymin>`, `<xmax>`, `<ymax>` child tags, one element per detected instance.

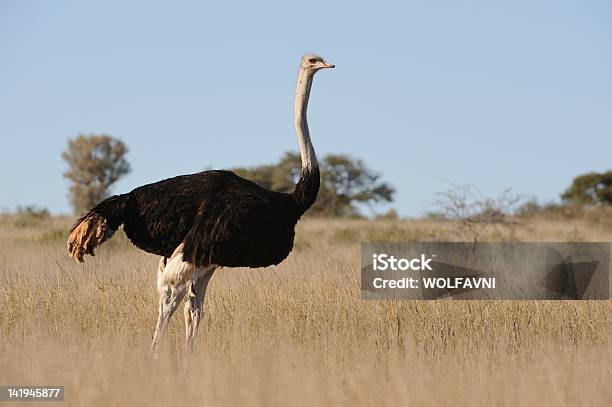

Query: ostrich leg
<box><xmin>150</xmin><ymin>250</ymin><xmax>195</xmax><ymax>354</ymax></box>
<box><xmin>184</xmin><ymin>266</ymin><xmax>216</xmax><ymax>351</ymax></box>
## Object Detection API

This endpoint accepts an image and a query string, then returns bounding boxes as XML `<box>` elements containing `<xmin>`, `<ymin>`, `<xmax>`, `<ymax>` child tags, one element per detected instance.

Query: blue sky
<box><xmin>1</xmin><ymin>0</ymin><xmax>610</xmax><ymax>217</ymax></box>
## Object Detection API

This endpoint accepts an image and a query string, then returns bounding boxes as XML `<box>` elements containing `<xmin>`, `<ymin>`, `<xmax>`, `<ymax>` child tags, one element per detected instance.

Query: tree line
<box><xmin>61</xmin><ymin>134</ymin><xmax>612</xmax><ymax>216</ymax></box>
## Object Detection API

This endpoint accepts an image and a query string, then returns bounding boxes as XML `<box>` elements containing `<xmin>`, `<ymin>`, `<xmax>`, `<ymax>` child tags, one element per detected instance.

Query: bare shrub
<box><xmin>12</xmin><ymin>205</ymin><xmax>50</xmax><ymax>227</ymax></box>
<box><xmin>433</xmin><ymin>184</ymin><xmax>525</xmax><ymax>242</ymax></box>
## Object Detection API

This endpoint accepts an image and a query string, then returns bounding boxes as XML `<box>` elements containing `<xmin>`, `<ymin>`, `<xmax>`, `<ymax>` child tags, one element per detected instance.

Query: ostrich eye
<box><xmin>308</xmin><ymin>58</ymin><xmax>318</xmax><ymax>64</ymax></box>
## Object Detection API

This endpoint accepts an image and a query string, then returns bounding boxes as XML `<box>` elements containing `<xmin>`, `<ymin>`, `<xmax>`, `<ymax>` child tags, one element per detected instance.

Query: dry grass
<box><xmin>0</xmin><ymin>215</ymin><xmax>610</xmax><ymax>406</ymax></box>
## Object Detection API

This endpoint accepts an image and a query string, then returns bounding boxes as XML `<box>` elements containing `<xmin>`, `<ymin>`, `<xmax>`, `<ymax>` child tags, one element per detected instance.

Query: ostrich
<box><xmin>67</xmin><ymin>54</ymin><xmax>334</xmax><ymax>351</ymax></box>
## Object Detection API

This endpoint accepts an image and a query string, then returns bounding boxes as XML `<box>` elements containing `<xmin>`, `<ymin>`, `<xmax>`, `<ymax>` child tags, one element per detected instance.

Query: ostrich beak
<box><xmin>321</xmin><ymin>62</ymin><xmax>335</xmax><ymax>69</ymax></box>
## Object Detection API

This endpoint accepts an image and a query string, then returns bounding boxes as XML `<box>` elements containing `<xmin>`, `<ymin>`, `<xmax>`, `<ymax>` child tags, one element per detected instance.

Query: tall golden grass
<box><xmin>0</xmin><ymin>215</ymin><xmax>610</xmax><ymax>406</ymax></box>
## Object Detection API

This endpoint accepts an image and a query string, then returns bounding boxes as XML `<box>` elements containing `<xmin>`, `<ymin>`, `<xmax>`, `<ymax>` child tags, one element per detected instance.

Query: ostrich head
<box><xmin>301</xmin><ymin>54</ymin><xmax>335</xmax><ymax>73</ymax></box>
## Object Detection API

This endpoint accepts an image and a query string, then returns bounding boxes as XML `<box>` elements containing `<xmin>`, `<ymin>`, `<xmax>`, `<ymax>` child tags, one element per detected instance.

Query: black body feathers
<box><xmin>70</xmin><ymin>169</ymin><xmax>319</xmax><ymax>268</ymax></box>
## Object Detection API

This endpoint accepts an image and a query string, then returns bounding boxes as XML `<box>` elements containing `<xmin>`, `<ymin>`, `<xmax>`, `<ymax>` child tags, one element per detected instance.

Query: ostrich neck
<box><xmin>295</xmin><ymin>68</ymin><xmax>318</xmax><ymax>171</ymax></box>
<box><xmin>292</xmin><ymin>68</ymin><xmax>320</xmax><ymax>212</ymax></box>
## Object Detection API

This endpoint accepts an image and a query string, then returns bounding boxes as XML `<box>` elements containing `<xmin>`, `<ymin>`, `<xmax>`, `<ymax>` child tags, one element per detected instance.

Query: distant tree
<box><xmin>561</xmin><ymin>171</ymin><xmax>612</xmax><ymax>206</ymax></box>
<box><xmin>233</xmin><ymin>152</ymin><xmax>301</xmax><ymax>193</ymax></box>
<box><xmin>271</xmin><ymin>152</ymin><xmax>302</xmax><ymax>192</ymax></box>
<box><xmin>232</xmin><ymin>152</ymin><xmax>395</xmax><ymax>217</ymax></box>
<box><xmin>62</xmin><ymin>134</ymin><xmax>131</xmax><ymax>214</ymax></box>
<box><xmin>232</xmin><ymin>165</ymin><xmax>275</xmax><ymax>190</ymax></box>
<box><xmin>320</xmin><ymin>154</ymin><xmax>395</xmax><ymax>217</ymax></box>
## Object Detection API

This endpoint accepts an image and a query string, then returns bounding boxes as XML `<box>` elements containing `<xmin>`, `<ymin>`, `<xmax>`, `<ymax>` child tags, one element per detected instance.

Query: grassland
<box><xmin>0</xmin><ymin>214</ymin><xmax>610</xmax><ymax>406</ymax></box>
